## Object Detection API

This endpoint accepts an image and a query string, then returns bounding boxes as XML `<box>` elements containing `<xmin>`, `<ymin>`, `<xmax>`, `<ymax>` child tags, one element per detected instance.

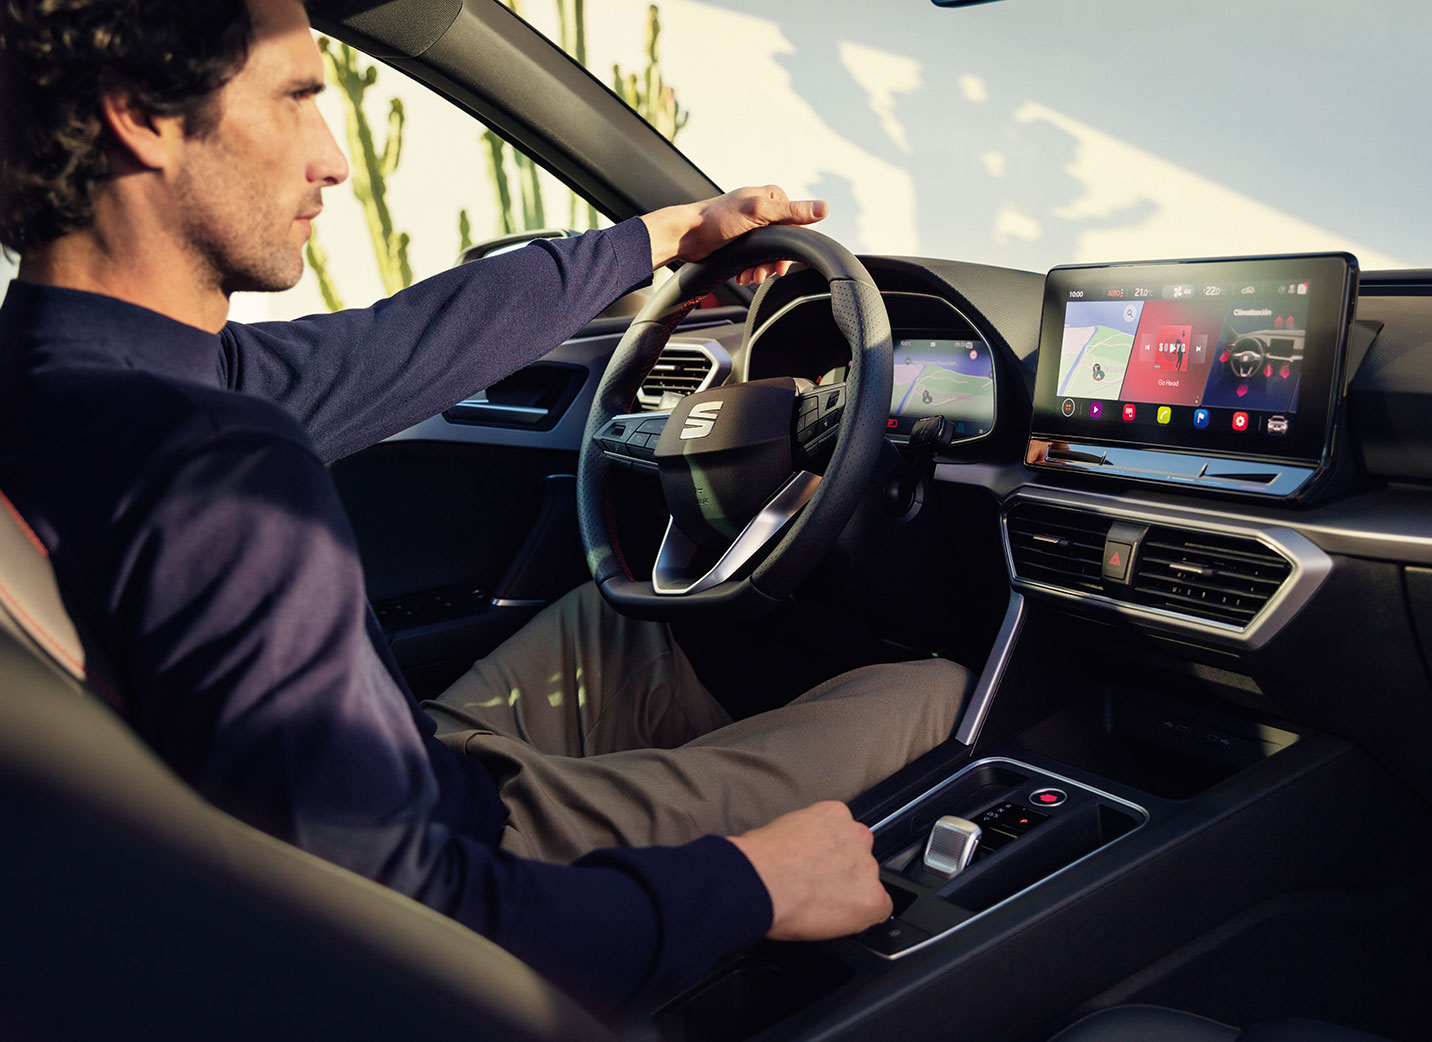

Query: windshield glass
<box><xmin>521</xmin><ymin>0</ymin><xmax>1427</xmax><ymax>272</ymax></box>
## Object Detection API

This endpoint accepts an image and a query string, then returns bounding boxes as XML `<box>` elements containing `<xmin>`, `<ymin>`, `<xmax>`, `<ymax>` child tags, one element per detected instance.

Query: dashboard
<box><xmin>723</xmin><ymin>250</ymin><xmax>1432</xmax><ymax>806</ymax></box>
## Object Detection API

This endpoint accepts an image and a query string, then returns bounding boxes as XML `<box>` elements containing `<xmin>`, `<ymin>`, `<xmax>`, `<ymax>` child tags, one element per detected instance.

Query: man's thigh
<box><xmin>474</xmin><ymin>657</ymin><xmax>972</xmax><ymax>864</ymax></box>
<box><xmin>422</xmin><ymin>582</ymin><xmax>730</xmax><ymax>756</ymax></box>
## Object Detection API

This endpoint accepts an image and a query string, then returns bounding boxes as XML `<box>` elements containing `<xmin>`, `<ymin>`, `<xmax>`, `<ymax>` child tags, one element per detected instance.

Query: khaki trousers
<box><xmin>422</xmin><ymin>583</ymin><xmax>970</xmax><ymax>864</ymax></box>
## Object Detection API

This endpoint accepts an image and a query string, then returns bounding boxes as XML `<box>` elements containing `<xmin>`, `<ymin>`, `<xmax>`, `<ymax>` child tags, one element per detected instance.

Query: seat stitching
<box><xmin>0</xmin><ymin>489</ymin><xmax>49</xmax><ymax>557</ymax></box>
<box><xmin>0</xmin><ymin>577</ymin><xmax>126</xmax><ymax>710</ymax></box>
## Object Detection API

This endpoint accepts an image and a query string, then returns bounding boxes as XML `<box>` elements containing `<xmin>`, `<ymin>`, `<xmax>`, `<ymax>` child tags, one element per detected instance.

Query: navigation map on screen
<box><xmin>892</xmin><ymin>337</ymin><xmax>994</xmax><ymax>433</ymax></box>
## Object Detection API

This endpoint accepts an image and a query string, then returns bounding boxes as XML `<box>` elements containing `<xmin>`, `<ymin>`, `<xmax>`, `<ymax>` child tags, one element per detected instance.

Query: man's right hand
<box><xmin>727</xmin><ymin>801</ymin><xmax>893</xmax><ymax>941</ymax></box>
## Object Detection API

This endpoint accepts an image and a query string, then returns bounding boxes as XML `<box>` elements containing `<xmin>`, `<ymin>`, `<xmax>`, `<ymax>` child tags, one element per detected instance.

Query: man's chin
<box><xmin>222</xmin><ymin>260</ymin><xmax>305</xmax><ymax>297</ymax></box>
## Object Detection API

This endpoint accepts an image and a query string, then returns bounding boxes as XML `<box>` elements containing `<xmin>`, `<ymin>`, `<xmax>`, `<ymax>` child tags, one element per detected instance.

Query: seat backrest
<box><xmin>0</xmin><ymin>491</ymin><xmax>611</xmax><ymax>1042</ymax></box>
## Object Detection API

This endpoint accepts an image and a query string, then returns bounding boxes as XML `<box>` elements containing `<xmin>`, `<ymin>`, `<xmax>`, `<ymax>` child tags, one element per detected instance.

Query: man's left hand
<box><xmin>641</xmin><ymin>184</ymin><xmax>829</xmax><ymax>285</ymax></box>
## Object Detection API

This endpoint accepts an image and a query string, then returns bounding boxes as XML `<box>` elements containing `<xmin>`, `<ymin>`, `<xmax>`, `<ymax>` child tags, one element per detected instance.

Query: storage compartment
<box><xmin>652</xmin><ymin>950</ymin><xmax>853</xmax><ymax>1042</ymax></box>
<box><xmin>1012</xmin><ymin>687</ymin><xmax>1301</xmax><ymax>800</ymax></box>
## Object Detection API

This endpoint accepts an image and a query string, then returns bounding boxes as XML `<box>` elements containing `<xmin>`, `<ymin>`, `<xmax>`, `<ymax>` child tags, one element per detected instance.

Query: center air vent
<box><xmin>1006</xmin><ymin>503</ymin><xmax>1114</xmax><ymax>594</ymax></box>
<box><xmin>1128</xmin><ymin>527</ymin><xmax>1292</xmax><ymax>627</ymax></box>
<box><xmin>637</xmin><ymin>345</ymin><xmax>716</xmax><ymax>410</ymax></box>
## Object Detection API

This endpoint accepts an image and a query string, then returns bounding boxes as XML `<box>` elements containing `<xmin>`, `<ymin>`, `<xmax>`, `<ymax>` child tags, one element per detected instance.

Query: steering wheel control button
<box><xmin>1029</xmin><ymin>788</ymin><xmax>1067</xmax><ymax>808</ymax></box>
<box><xmin>793</xmin><ymin>382</ymin><xmax>845</xmax><ymax>469</ymax></box>
<box><xmin>857</xmin><ymin>918</ymin><xmax>931</xmax><ymax>956</ymax></box>
<box><xmin>596</xmin><ymin>413</ymin><xmax>666</xmax><ymax>473</ymax></box>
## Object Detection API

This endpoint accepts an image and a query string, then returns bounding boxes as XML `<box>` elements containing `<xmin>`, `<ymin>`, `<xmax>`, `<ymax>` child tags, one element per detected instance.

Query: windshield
<box><xmin>3</xmin><ymin>2</ymin><xmax>1422</xmax><ymax>316</ymax></box>
<box><xmin>525</xmin><ymin>0</ymin><xmax>1427</xmax><ymax>272</ymax></box>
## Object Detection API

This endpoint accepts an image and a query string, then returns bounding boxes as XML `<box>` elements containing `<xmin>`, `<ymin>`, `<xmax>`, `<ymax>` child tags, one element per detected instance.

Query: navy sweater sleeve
<box><xmin>113</xmin><ymin>424</ymin><xmax>770</xmax><ymax>1011</ymax></box>
<box><xmin>220</xmin><ymin>219</ymin><xmax>655</xmax><ymax>462</ymax></box>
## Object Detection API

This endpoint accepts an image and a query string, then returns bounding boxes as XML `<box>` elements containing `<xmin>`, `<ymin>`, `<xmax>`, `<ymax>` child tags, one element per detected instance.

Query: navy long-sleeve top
<box><xmin>0</xmin><ymin>218</ymin><xmax>771</xmax><ymax>1012</ymax></box>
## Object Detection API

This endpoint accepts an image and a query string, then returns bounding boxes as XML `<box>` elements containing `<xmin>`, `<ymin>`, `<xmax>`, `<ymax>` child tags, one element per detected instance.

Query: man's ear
<box><xmin>99</xmin><ymin>88</ymin><xmax>187</xmax><ymax>173</ymax></box>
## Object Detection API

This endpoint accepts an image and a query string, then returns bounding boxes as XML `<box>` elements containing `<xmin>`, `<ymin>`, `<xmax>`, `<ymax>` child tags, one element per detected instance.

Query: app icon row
<box><xmin>1061</xmin><ymin>397</ymin><xmax>1286</xmax><ymax>434</ymax></box>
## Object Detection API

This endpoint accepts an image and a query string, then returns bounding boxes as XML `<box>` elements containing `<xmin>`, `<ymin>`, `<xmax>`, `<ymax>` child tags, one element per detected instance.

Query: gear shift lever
<box><xmin>923</xmin><ymin>815</ymin><xmax>982</xmax><ymax>877</ymax></box>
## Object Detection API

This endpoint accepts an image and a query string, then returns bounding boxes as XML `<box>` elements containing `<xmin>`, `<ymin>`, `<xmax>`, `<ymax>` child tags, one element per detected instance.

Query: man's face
<box><xmin>173</xmin><ymin>0</ymin><xmax>348</xmax><ymax>296</ymax></box>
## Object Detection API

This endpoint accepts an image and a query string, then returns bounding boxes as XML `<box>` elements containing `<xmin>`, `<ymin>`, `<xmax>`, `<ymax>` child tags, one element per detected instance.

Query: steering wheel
<box><xmin>577</xmin><ymin>224</ymin><xmax>892</xmax><ymax>618</ymax></box>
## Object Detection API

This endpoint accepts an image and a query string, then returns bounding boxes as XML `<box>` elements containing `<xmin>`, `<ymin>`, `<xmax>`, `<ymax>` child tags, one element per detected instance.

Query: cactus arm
<box><xmin>481</xmin><ymin>130</ymin><xmax>517</xmax><ymax>236</ymax></box>
<box><xmin>458</xmin><ymin>209</ymin><xmax>474</xmax><ymax>256</ymax></box>
<box><xmin>304</xmin><ymin>232</ymin><xmax>345</xmax><ymax>313</ymax></box>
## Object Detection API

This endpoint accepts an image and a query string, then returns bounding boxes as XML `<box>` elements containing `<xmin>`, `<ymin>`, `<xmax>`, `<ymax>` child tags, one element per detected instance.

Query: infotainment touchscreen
<box><xmin>1029</xmin><ymin>254</ymin><xmax>1357</xmax><ymax>497</ymax></box>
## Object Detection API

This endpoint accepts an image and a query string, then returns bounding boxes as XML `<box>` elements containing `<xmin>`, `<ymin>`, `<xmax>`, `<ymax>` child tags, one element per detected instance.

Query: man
<box><xmin>0</xmin><ymin>0</ymin><xmax>968</xmax><ymax>1011</ymax></box>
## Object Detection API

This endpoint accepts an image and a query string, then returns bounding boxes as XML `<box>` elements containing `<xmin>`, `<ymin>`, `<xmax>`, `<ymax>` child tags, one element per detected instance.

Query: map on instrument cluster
<box><xmin>891</xmin><ymin>338</ymin><xmax>994</xmax><ymax>425</ymax></box>
<box><xmin>1057</xmin><ymin>300</ymin><xmax>1143</xmax><ymax>398</ymax></box>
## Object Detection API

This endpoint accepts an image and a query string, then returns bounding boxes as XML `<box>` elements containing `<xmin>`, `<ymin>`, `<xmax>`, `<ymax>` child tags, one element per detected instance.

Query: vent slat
<box><xmin>1006</xmin><ymin>504</ymin><xmax>1115</xmax><ymax>591</ymax></box>
<box><xmin>1142</xmin><ymin>540</ymin><xmax>1287</xmax><ymax>569</ymax></box>
<box><xmin>1137</xmin><ymin>556</ymin><xmax>1284</xmax><ymax>589</ymax></box>
<box><xmin>1129</xmin><ymin>524</ymin><xmax>1291</xmax><ymax>626</ymax></box>
<box><xmin>1009</xmin><ymin>504</ymin><xmax>1292</xmax><ymax>630</ymax></box>
<box><xmin>638</xmin><ymin>347</ymin><xmax>714</xmax><ymax>408</ymax></box>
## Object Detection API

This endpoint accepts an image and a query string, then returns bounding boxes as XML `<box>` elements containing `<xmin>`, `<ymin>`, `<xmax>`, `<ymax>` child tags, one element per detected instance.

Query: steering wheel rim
<box><xmin>577</xmin><ymin>224</ymin><xmax>892</xmax><ymax>618</ymax></box>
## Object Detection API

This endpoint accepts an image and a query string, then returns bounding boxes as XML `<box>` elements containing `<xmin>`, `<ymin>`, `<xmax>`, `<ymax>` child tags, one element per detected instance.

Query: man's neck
<box><xmin>17</xmin><ymin>207</ymin><xmax>230</xmax><ymax>333</ymax></box>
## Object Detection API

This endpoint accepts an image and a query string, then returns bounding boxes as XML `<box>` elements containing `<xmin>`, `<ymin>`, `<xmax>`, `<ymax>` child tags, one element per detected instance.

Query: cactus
<box><xmin>612</xmin><ymin>6</ymin><xmax>689</xmax><ymax>143</ymax></box>
<box><xmin>305</xmin><ymin>231</ymin><xmax>345</xmax><ymax>312</ymax></box>
<box><xmin>457</xmin><ymin>209</ymin><xmax>474</xmax><ymax>257</ymax></box>
<box><xmin>318</xmin><ymin>38</ymin><xmax>413</xmax><ymax>297</ymax></box>
<box><xmin>556</xmin><ymin>0</ymin><xmax>599</xmax><ymax>229</ymax></box>
<box><xmin>556</xmin><ymin>0</ymin><xmax>586</xmax><ymax>65</ymax></box>
<box><xmin>481</xmin><ymin>0</ymin><xmax>552</xmax><ymax>238</ymax></box>
<box><xmin>481</xmin><ymin>129</ymin><xmax>519</xmax><ymax>236</ymax></box>
<box><xmin>479</xmin><ymin>0</ymin><xmax>695</xmax><ymax>238</ymax></box>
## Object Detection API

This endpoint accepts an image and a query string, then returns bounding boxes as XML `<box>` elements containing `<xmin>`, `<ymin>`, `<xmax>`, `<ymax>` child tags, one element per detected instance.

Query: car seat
<box><xmin>0</xmin><ymin>491</ymin><xmax>612</xmax><ymax>1042</ymax></box>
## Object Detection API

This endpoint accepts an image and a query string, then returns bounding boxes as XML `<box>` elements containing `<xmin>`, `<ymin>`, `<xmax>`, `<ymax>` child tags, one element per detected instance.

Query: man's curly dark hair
<box><xmin>0</xmin><ymin>0</ymin><xmax>254</xmax><ymax>254</ymax></box>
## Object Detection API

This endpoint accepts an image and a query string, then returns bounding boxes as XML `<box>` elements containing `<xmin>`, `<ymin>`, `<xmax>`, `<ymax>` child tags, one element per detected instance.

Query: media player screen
<box><xmin>1033</xmin><ymin>255</ymin><xmax>1354</xmax><ymax>463</ymax></box>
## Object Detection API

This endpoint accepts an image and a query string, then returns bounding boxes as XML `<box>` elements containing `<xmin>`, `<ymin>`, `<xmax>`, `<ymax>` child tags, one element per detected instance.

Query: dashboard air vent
<box><xmin>1006</xmin><ymin>503</ymin><xmax>1114</xmax><ymax>594</ymax></box>
<box><xmin>1129</xmin><ymin>527</ymin><xmax>1291</xmax><ymax>627</ymax></box>
<box><xmin>637</xmin><ymin>346</ymin><xmax>714</xmax><ymax>410</ymax></box>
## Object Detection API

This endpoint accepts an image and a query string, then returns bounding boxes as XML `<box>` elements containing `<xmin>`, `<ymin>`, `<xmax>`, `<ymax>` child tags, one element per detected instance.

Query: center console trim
<box><xmin>866</xmin><ymin>756</ymin><xmax>1150</xmax><ymax>961</ymax></box>
<box><xmin>953</xmin><ymin>590</ymin><xmax>1025</xmax><ymax>747</ymax></box>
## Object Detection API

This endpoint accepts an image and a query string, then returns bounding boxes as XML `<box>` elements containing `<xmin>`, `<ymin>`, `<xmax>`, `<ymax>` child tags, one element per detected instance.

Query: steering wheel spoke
<box><xmin>652</xmin><ymin>471</ymin><xmax>822</xmax><ymax>596</ymax></box>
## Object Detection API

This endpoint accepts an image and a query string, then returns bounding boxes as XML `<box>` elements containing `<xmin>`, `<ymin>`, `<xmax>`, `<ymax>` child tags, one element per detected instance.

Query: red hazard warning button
<box><xmin>1102</xmin><ymin>539</ymin><xmax>1133</xmax><ymax>583</ymax></box>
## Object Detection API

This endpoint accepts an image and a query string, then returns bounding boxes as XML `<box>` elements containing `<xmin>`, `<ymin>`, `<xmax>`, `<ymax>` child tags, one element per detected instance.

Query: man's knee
<box><xmin>802</xmin><ymin>656</ymin><xmax>971</xmax><ymax>706</ymax></box>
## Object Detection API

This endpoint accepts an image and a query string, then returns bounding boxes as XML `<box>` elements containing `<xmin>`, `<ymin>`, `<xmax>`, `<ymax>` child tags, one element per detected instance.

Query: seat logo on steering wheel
<box><xmin>680</xmin><ymin>400</ymin><xmax>725</xmax><ymax>440</ymax></box>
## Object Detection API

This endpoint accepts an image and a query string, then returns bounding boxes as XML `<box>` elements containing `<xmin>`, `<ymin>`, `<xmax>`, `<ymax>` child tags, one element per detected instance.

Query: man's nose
<box><xmin>310</xmin><ymin>109</ymin><xmax>349</xmax><ymax>187</ymax></box>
